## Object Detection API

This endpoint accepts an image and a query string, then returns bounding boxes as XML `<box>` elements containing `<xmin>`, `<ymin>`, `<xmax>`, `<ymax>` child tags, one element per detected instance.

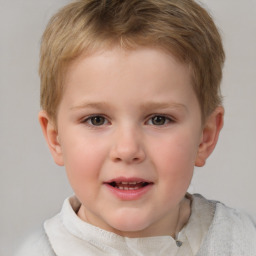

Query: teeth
<box><xmin>120</xmin><ymin>181</ymin><xmax>141</xmax><ymax>185</ymax></box>
<box><xmin>117</xmin><ymin>186</ymin><xmax>140</xmax><ymax>190</ymax></box>
<box><xmin>109</xmin><ymin>180</ymin><xmax>149</xmax><ymax>190</ymax></box>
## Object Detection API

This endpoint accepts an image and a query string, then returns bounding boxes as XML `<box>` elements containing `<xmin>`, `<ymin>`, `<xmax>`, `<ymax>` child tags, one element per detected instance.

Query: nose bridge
<box><xmin>110</xmin><ymin>123</ymin><xmax>145</xmax><ymax>164</ymax></box>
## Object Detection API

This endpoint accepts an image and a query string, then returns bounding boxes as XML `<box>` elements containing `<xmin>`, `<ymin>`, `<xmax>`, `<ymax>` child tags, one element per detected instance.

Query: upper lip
<box><xmin>104</xmin><ymin>177</ymin><xmax>153</xmax><ymax>184</ymax></box>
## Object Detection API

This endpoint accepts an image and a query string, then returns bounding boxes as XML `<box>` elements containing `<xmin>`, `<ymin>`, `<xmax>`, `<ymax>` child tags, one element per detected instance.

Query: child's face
<box><xmin>50</xmin><ymin>47</ymin><xmax>205</xmax><ymax>237</ymax></box>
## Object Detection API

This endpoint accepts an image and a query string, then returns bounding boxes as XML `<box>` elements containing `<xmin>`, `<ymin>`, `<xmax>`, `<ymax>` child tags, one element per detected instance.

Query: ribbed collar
<box><xmin>45</xmin><ymin>194</ymin><xmax>215</xmax><ymax>255</ymax></box>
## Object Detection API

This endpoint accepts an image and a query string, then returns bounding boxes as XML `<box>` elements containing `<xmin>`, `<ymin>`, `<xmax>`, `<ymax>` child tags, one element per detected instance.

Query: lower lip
<box><xmin>104</xmin><ymin>184</ymin><xmax>153</xmax><ymax>201</ymax></box>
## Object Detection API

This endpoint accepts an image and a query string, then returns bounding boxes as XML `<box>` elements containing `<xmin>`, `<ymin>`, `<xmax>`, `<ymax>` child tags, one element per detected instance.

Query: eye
<box><xmin>148</xmin><ymin>115</ymin><xmax>172</xmax><ymax>126</ymax></box>
<box><xmin>84</xmin><ymin>115</ymin><xmax>108</xmax><ymax>126</ymax></box>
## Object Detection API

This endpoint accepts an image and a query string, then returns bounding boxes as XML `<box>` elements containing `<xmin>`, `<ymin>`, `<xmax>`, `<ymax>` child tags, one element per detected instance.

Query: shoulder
<box><xmin>213</xmin><ymin>201</ymin><xmax>256</xmax><ymax>239</ymax></box>
<box><xmin>14</xmin><ymin>226</ymin><xmax>55</xmax><ymax>256</ymax></box>
<box><xmin>195</xmin><ymin>194</ymin><xmax>256</xmax><ymax>255</ymax></box>
<box><xmin>192</xmin><ymin>194</ymin><xmax>256</xmax><ymax>232</ymax></box>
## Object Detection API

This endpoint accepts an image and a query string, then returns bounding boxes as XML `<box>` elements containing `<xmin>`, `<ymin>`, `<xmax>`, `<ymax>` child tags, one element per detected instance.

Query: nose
<box><xmin>110</xmin><ymin>126</ymin><xmax>146</xmax><ymax>164</ymax></box>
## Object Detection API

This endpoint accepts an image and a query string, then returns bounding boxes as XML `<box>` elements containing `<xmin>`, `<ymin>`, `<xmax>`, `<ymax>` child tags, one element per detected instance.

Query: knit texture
<box><xmin>15</xmin><ymin>194</ymin><xmax>256</xmax><ymax>256</ymax></box>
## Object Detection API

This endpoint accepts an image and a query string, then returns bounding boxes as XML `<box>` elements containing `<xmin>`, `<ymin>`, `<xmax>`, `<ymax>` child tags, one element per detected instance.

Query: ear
<box><xmin>38</xmin><ymin>110</ymin><xmax>64</xmax><ymax>166</ymax></box>
<box><xmin>195</xmin><ymin>106</ymin><xmax>224</xmax><ymax>167</ymax></box>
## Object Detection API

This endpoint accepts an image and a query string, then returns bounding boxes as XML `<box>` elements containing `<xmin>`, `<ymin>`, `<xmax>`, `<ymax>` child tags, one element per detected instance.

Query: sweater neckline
<box><xmin>58</xmin><ymin>194</ymin><xmax>215</xmax><ymax>253</ymax></box>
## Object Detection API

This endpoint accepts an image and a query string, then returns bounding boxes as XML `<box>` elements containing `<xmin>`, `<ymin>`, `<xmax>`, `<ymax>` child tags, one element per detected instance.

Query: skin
<box><xmin>39</xmin><ymin>46</ymin><xmax>224</xmax><ymax>238</ymax></box>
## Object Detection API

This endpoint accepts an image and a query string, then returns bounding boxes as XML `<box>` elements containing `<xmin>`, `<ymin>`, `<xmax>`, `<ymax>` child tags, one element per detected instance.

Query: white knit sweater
<box><xmin>15</xmin><ymin>194</ymin><xmax>256</xmax><ymax>256</ymax></box>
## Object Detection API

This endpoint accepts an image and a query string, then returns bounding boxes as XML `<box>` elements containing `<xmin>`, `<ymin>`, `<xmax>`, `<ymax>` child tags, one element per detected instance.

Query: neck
<box><xmin>77</xmin><ymin>194</ymin><xmax>192</xmax><ymax>239</ymax></box>
<box><xmin>174</xmin><ymin>194</ymin><xmax>192</xmax><ymax>239</ymax></box>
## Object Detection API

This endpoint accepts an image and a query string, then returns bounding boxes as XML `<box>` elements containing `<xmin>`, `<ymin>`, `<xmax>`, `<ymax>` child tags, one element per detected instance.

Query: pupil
<box><xmin>92</xmin><ymin>116</ymin><xmax>104</xmax><ymax>126</ymax></box>
<box><xmin>152</xmin><ymin>116</ymin><xmax>165</xmax><ymax>125</ymax></box>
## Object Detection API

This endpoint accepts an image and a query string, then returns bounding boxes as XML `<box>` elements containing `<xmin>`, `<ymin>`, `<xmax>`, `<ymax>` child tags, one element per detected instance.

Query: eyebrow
<box><xmin>140</xmin><ymin>102</ymin><xmax>188</xmax><ymax>112</ymax></box>
<box><xmin>71</xmin><ymin>101</ymin><xmax>187</xmax><ymax>112</ymax></box>
<box><xmin>70</xmin><ymin>102</ymin><xmax>113</xmax><ymax>110</ymax></box>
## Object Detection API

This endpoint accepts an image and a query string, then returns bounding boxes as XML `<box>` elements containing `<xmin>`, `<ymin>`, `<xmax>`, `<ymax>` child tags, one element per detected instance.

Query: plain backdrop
<box><xmin>1</xmin><ymin>1</ymin><xmax>255</xmax><ymax>255</ymax></box>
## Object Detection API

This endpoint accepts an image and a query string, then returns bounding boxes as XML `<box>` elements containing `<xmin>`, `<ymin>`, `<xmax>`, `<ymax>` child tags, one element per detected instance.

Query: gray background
<box><xmin>1</xmin><ymin>1</ymin><xmax>256</xmax><ymax>255</ymax></box>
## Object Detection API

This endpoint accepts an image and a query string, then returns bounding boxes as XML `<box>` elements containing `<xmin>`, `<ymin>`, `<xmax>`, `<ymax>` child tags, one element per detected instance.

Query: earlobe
<box><xmin>195</xmin><ymin>106</ymin><xmax>224</xmax><ymax>167</ymax></box>
<box><xmin>38</xmin><ymin>110</ymin><xmax>64</xmax><ymax>166</ymax></box>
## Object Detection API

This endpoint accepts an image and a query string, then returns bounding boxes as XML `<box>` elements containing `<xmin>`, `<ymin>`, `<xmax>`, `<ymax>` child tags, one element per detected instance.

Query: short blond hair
<box><xmin>40</xmin><ymin>0</ymin><xmax>225</xmax><ymax>123</ymax></box>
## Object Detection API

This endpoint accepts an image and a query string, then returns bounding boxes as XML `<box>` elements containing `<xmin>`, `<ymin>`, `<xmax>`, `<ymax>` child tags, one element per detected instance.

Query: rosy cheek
<box><xmin>154</xmin><ymin>135</ymin><xmax>196</xmax><ymax>170</ymax></box>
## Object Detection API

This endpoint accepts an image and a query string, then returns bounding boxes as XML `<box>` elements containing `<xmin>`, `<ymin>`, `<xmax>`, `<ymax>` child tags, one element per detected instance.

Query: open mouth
<box><xmin>107</xmin><ymin>181</ymin><xmax>151</xmax><ymax>190</ymax></box>
<box><xmin>104</xmin><ymin>178</ymin><xmax>153</xmax><ymax>200</ymax></box>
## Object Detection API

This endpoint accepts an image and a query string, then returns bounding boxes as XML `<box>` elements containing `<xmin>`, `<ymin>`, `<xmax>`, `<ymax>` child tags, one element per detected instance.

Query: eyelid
<box><xmin>82</xmin><ymin>114</ymin><xmax>111</xmax><ymax>126</ymax></box>
<box><xmin>80</xmin><ymin>113</ymin><xmax>175</xmax><ymax>126</ymax></box>
<box><xmin>146</xmin><ymin>114</ymin><xmax>175</xmax><ymax>125</ymax></box>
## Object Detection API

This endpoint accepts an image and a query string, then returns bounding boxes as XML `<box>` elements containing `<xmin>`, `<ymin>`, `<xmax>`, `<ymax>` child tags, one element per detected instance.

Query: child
<box><xmin>17</xmin><ymin>0</ymin><xmax>256</xmax><ymax>255</ymax></box>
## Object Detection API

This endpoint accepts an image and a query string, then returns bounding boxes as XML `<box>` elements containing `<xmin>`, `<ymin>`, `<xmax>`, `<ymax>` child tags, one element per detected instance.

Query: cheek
<box><xmin>149</xmin><ymin>131</ymin><xmax>199</xmax><ymax>177</ymax></box>
<box><xmin>59</xmin><ymin>131</ymin><xmax>109</xmax><ymax>189</ymax></box>
<box><xmin>61</xmin><ymin>129</ymin><xmax>105</xmax><ymax>165</ymax></box>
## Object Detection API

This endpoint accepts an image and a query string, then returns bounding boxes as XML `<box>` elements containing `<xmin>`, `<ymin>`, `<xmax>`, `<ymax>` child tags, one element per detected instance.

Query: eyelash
<box><xmin>82</xmin><ymin>115</ymin><xmax>110</xmax><ymax>127</ymax></box>
<box><xmin>82</xmin><ymin>114</ymin><xmax>175</xmax><ymax>127</ymax></box>
<box><xmin>146</xmin><ymin>114</ymin><xmax>174</xmax><ymax>126</ymax></box>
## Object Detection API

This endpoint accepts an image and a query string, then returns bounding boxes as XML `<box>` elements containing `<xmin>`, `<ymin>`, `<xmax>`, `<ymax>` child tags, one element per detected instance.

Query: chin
<box><xmin>107</xmin><ymin>213</ymin><xmax>153</xmax><ymax>237</ymax></box>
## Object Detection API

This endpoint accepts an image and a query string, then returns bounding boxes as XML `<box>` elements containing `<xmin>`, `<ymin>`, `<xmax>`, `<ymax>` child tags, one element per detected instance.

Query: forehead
<box><xmin>63</xmin><ymin>46</ymin><xmax>195</xmax><ymax>100</ymax></box>
<box><xmin>64</xmin><ymin>45</ymin><xmax>191</xmax><ymax>88</ymax></box>
<box><xmin>59</xmin><ymin>47</ymin><xmax>200</xmax><ymax>115</ymax></box>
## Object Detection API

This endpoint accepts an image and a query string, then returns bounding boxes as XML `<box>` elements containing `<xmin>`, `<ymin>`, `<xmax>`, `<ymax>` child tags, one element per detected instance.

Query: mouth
<box><xmin>108</xmin><ymin>181</ymin><xmax>151</xmax><ymax>190</ymax></box>
<box><xmin>104</xmin><ymin>178</ymin><xmax>153</xmax><ymax>200</ymax></box>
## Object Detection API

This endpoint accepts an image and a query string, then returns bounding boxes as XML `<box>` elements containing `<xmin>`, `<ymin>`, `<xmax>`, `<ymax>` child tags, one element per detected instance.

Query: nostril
<box><xmin>110</xmin><ymin>142</ymin><xmax>146</xmax><ymax>163</ymax></box>
<box><xmin>113</xmin><ymin>157</ymin><xmax>122</xmax><ymax>162</ymax></box>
